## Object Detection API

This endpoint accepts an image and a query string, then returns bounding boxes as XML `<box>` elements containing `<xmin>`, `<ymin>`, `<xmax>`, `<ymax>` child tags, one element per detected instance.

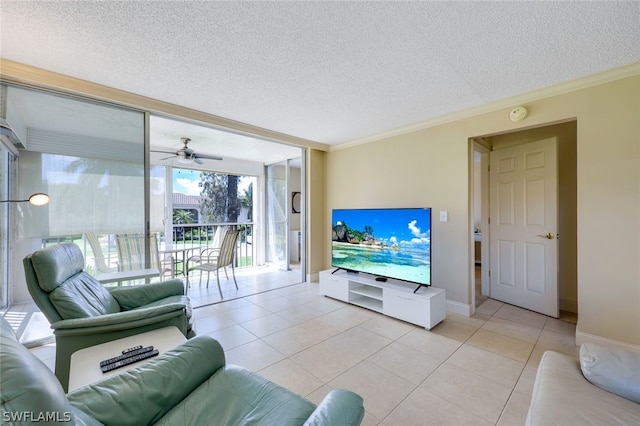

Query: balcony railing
<box><xmin>43</xmin><ymin>222</ymin><xmax>255</xmax><ymax>277</ymax></box>
<box><xmin>171</xmin><ymin>222</ymin><xmax>254</xmax><ymax>269</ymax></box>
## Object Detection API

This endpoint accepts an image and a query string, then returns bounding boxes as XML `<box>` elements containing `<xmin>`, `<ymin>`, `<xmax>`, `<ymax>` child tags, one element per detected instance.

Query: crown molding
<box><xmin>0</xmin><ymin>58</ymin><xmax>329</xmax><ymax>152</ymax></box>
<box><xmin>332</xmin><ymin>61</ymin><xmax>640</xmax><ymax>151</ymax></box>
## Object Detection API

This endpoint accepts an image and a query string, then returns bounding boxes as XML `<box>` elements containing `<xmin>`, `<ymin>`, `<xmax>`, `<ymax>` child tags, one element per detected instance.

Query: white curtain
<box><xmin>8</xmin><ymin>85</ymin><xmax>147</xmax><ymax>239</ymax></box>
<box><xmin>150</xmin><ymin>165</ymin><xmax>166</xmax><ymax>233</ymax></box>
<box><xmin>266</xmin><ymin>162</ymin><xmax>287</xmax><ymax>268</ymax></box>
<box><xmin>17</xmin><ymin>151</ymin><xmax>145</xmax><ymax>238</ymax></box>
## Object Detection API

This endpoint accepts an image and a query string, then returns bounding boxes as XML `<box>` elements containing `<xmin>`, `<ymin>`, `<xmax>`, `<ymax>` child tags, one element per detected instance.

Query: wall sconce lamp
<box><xmin>0</xmin><ymin>193</ymin><xmax>50</xmax><ymax>206</ymax></box>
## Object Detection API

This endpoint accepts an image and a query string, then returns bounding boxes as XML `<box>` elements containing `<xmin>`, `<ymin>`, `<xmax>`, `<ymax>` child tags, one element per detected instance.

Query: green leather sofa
<box><xmin>23</xmin><ymin>243</ymin><xmax>195</xmax><ymax>392</ymax></box>
<box><xmin>0</xmin><ymin>317</ymin><xmax>365</xmax><ymax>425</ymax></box>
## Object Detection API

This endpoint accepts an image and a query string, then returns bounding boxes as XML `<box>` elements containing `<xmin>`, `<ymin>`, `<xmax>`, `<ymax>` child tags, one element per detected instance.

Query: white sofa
<box><xmin>526</xmin><ymin>345</ymin><xmax>640</xmax><ymax>425</ymax></box>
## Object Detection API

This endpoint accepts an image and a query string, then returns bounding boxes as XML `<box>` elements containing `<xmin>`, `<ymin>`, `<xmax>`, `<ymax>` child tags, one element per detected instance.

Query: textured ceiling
<box><xmin>1</xmin><ymin>1</ymin><xmax>639</xmax><ymax>146</ymax></box>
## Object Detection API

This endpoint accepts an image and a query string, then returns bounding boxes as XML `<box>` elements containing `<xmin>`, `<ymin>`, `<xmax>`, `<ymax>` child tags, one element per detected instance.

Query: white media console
<box><xmin>319</xmin><ymin>269</ymin><xmax>446</xmax><ymax>330</ymax></box>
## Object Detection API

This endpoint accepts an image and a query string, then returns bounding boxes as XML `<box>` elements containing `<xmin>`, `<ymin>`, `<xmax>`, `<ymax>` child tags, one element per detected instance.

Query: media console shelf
<box><xmin>319</xmin><ymin>269</ymin><xmax>446</xmax><ymax>330</ymax></box>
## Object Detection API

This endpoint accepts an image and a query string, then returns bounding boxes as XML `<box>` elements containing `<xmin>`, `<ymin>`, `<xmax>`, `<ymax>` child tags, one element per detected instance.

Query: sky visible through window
<box><xmin>173</xmin><ymin>168</ymin><xmax>253</xmax><ymax>197</ymax></box>
<box><xmin>173</xmin><ymin>169</ymin><xmax>201</xmax><ymax>196</ymax></box>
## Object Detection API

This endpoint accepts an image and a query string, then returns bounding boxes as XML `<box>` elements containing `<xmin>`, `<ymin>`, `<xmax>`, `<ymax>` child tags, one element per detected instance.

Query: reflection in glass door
<box><xmin>266</xmin><ymin>161</ymin><xmax>288</xmax><ymax>270</ymax></box>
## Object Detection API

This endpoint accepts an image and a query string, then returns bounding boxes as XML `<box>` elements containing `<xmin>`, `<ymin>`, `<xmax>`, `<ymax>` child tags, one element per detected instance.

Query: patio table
<box><xmin>159</xmin><ymin>246</ymin><xmax>205</xmax><ymax>277</ymax></box>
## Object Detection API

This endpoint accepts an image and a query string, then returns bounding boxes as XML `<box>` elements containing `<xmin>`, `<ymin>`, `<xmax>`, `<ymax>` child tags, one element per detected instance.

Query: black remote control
<box><xmin>99</xmin><ymin>346</ymin><xmax>155</xmax><ymax>367</ymax></box>
<box><xmin>100</xmin><ymin>349</ymin><xmax>159</xmax><ymax>373</ymax></box>
<box><xmin>122</xmin><ymin>345</ymin><xmax>142</xmax><ymax>355</ymax></box>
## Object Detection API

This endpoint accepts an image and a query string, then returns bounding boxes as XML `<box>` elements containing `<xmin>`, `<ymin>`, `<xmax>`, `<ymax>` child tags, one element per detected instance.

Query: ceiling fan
<box><xmin>152</xmin><ymin>137</ymin><xmax>222</xmax><ymax>164</ymax></box>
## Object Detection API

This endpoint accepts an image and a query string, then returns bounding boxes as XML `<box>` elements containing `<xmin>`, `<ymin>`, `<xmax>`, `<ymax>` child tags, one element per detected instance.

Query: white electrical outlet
<box><xmin>440</xmin><ymin>211</ymin><xmax>448</xmax><ymax>222</ymax></box>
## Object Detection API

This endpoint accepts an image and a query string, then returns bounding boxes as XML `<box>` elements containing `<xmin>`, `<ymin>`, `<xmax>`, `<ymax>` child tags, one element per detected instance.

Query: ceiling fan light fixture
<box><xmin>176</xmin><ymin>137</ymin><xmax>195</xmax><ymax>163</ymax></box>
<box><xmin>177</xmin><ymin>156</ymin><xmax>194</xmax><ymax>164</ymax></box>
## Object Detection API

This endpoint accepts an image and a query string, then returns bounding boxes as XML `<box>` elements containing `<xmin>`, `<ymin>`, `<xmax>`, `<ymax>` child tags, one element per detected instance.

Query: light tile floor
<box><xmin>13</xmin><ymin>278</ymin><xmax>579</xmax><ymax>425</ymax></box>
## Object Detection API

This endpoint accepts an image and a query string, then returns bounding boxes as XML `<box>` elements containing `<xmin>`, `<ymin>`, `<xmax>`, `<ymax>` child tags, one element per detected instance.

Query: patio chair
<box><xmin>186</xmin><ymin>229</ymin><xmax>240</xmax><ymax>298</ymax></box>
<box><xmin>184</xmin><ymin>226</ymin><xmax>226</xmax><ymax>275</ymax></box>
<box><xmin>116</xmin><ymin>233</ymin><xmax>174</xmax><ymax>280</ymax></box>
<box><xmin>22</xmin><ymin>242</ymin><xmax>195</xmax><ymax>391</ymax></box>
<box><xmin>84</xmin><ymin>232</ymin><xmax>118</xmax><ymax>273</ymax></box>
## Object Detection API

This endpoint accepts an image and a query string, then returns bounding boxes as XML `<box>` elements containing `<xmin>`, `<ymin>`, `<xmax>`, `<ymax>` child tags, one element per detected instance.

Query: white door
<box><xmin>489</xmin><ymin>138</ymin><xmax>558</xmax><ymax>317</ymax></box>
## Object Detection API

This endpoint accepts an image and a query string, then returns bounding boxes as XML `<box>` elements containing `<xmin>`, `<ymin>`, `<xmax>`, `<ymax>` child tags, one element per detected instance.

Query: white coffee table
<box><xmin>68</xmin><ymin>326</ymin><xmax>186</xmax><ymax>392</ymax></box>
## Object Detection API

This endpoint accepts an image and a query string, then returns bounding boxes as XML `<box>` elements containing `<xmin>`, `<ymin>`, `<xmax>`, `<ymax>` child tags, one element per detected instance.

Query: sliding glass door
<box><xmin>265</xmin><ymin>161</ymin><xmax>289</xmax><ymax>270</ymax></box>
<box><xmin>265</xmin><ymin>156</ymin><xmax>305</xmax><ymax>280</ymax></box>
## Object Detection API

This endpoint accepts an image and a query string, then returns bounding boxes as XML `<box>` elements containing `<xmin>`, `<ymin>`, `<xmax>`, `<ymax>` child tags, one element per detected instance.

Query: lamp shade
<box><xmin>0</xmin><ymin>192</ymin><xmax>50</xmax><ymax>206</ymax></box>
<box><xmin>28</xmin><ymin>193</ymin><xmax>50</xmax><ymax>206</ymax></box>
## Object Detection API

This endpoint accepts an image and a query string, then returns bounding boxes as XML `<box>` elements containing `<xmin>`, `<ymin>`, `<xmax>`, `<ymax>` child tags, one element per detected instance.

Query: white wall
<box><xmin>326</xmin><ymin>122</ymin><xmax>471</xmax><ymax>307</ymax></box>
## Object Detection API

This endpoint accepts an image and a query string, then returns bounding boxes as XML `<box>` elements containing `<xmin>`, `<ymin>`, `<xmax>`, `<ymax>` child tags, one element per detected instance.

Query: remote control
<box><xmin>101</xmin><ymin>349</ymin><xmax>159</xmax><ymax>373</ymax></box>
<box><xmin>122</xmin><ymin>345</ymin><xmax>143</xmax><ymax>355</ymax></box>
<box><xmin>99</xmin><ymin>346</ymin><xmax>155</xmax><ymax>367</ymax></box>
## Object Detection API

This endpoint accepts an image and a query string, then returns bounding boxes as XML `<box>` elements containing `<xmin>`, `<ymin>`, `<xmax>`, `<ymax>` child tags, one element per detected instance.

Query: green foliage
<box><xmin>199</xmin><ymin>172</ymin><xmax>241</xmax><ymax>223</ymax></box>
<box><xmin>336</xmin><ymin>221</ymin><xmax>375</xmax><ymax>242</ymax></box>
<box><xmin>349</xmin><ymin>228</ymin><xmax>364</xmax><ymax>242</ymax></box>
<box><xmin>173</xmin><ymin>209</ymin><xmax>195</xmax><ymax>224</ymax></box>
<box><xmin>240</xmin><ymin>182</ymin><xmax>253</xmax><ymax>221</ymax></box>
<box><xmin>184</xmin><ymin>228</ymin><xmax>207</xmax><ymax>240</ymax></box>
<box><xmin>237</xmin><ymin>223</ymin><xmax>253</xmax><ymax>243</ymax></box>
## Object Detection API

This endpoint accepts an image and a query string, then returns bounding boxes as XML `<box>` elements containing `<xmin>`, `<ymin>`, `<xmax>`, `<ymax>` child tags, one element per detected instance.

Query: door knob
<box><xmin>537</xmin><ymin>233</ymin><xmax>554</xmax><ymax>240</ymax></box>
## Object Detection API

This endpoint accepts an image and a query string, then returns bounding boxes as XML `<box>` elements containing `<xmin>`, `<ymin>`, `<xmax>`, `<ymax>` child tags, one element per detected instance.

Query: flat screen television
<box><xmin>331</xmin><ymin>207</ymin><xmax>432</xmax><ymax>289</ymax></box>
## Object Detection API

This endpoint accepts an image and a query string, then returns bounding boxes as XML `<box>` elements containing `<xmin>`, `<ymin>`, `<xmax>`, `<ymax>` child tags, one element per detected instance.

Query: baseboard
<box><xmin>576</xmin><ymin>325</ymin><xmax>640</xmax><ymax>354</ymax></box>
<box><xmin>559</xmin><ymin>298</ymin><xmax>578</xmax><ymax>313</ymax></box>
<box><xmin>446</xmin><ymin>299</ymin><xmax>472</xmax><ymax>317</ymax></box>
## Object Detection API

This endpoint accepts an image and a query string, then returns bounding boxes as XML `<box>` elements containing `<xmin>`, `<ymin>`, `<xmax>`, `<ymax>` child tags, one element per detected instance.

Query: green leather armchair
<box><xmin>0</xmin><ymin>317</ymin><xmax>365</xmax><ymax>425</ymax></box>
<box><xmin>23</xmin><ymin>243</ymin><xmax>195</xmax><ymax>391</ymax></box>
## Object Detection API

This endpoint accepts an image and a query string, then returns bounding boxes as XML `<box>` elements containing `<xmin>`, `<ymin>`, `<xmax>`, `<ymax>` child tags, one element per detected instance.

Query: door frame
<box><xmin>469</xmin><ymin>122</ymin><xmax>577</xmax><ymax>318</ymax></box>
<box><xmin>470</xmin><ymin>139</ymin><xmax>491</xmax><ymax>313</ymax></box>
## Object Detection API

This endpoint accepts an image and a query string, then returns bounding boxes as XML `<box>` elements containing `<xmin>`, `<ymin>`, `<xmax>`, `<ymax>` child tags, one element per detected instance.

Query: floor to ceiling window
<box><xmin>3</xmin><ymin>84</ymin><xmax>146</xmax><ymax>303</ymax></box>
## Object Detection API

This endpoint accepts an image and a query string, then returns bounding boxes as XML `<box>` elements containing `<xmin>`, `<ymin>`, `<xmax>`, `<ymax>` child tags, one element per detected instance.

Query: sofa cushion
<box><xmin>0</xmin><ymin>318</ymin><xmax>75</xmax><ymax>423</ymax></box>
<box><xmin>154</xmin><ymin>365</ymin><xmax>316</xmax><ymax>426</ymax></box>
<box><xmin>67</xmin><ymin>335</ymin><xmax>225</xmax><ymax>426</ymax></box>
<box><xmin>580</xmin><ymin>343</ymin><xmax>640</xmax><ymax>403</ymax></box>
<box><xmin>526</xmin><ymin>350</ymin><xmax>640</xmax><ymax>426</ymax></box>
<box><xmin>30</xmin><ymin>243</ymin><xmax>85</xmax><ymax>292</ymax></box>
<box><xmin>49</xmin><ymin>271</ymin><xmax>120</xmax><ymax>319</ymax></box>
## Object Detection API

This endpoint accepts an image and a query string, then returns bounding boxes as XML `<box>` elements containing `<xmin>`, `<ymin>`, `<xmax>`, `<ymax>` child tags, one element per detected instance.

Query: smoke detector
<box><xmin>509</xmin><ymin>106</ymin><xmax>528</xmax><ymax>122</ymax></box>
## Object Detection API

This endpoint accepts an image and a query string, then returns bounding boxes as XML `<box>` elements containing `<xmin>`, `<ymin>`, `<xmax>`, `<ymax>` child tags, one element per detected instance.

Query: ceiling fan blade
<box><xmin>151</xmin><ymin>149</ymin><xmax>177</xmax><ymax>155</ymax></box>
<box><xmin>195</xmin><ymin>154</ymin><xmax>223</xmax><ymax>161</ymax></box>
<box><xmin>194</xmin><ymin>158</ymin><xmax>203</xmax><ymax>165</ymax></box>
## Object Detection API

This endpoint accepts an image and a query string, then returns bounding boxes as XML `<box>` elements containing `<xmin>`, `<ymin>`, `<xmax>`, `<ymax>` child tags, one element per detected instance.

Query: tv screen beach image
<box><xmin>331</xmin><ymin>208</ymin><xmax>431</xmax><ymax>285</ymax></box>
